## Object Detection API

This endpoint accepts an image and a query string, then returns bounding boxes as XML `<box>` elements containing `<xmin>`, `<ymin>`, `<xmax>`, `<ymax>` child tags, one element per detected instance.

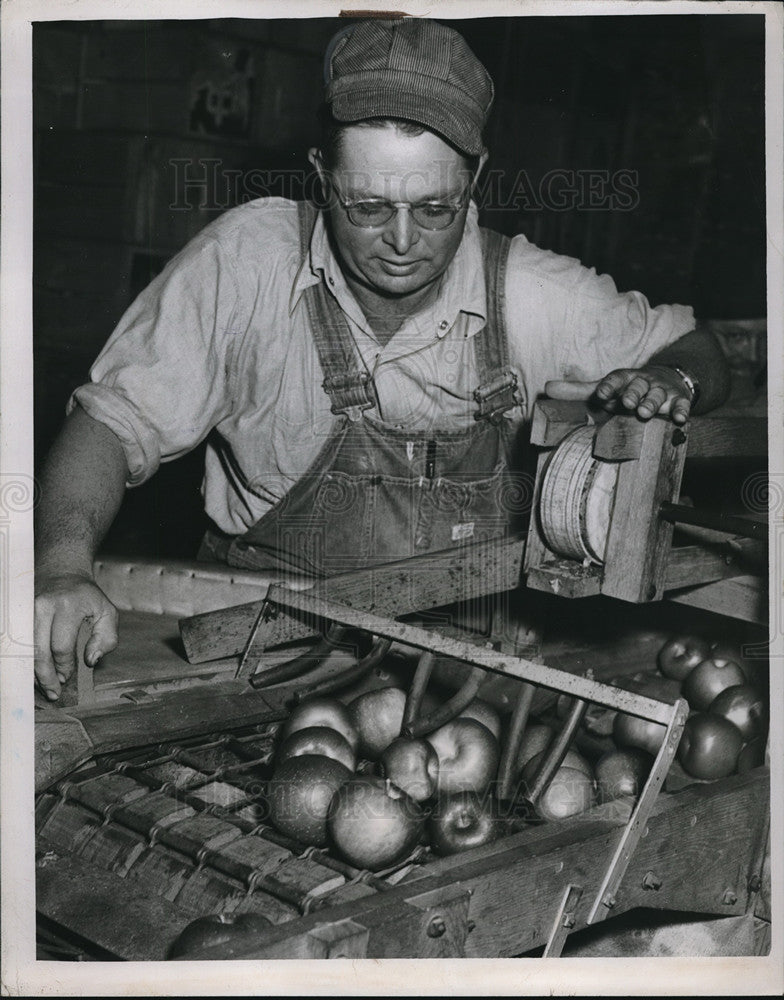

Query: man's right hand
<box><xmin>34</xmin><ymin>572</ymin><xmax>119</xmax><ymax>701</ymax></box>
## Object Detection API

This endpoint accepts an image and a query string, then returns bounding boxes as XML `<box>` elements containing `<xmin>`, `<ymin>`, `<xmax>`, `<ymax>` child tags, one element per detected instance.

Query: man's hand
<box><xmin>34</xmin><ymin>572</ymin><xmax>119</xmax><ymax>702</ymax></box>
<box><xmin>545</xmin><ymin>364</ymin><xmax>694</xmax><ymax>425</ymax></box>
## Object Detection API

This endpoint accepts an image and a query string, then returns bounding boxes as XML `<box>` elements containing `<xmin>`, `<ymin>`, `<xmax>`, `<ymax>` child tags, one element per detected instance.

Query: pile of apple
<box><xmin>610</xmin><ymin>636</ymin><xmax>768</xmax><ymax>780</ymax></box>
<box><xmin>264</xmin><ymin>687</ymin><xmax>513</xmax><ymax>871</ymax></box>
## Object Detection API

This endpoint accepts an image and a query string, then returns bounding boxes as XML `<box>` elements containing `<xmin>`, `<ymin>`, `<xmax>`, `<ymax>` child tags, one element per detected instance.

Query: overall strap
<box><xmin>297</xmin><ymin>200</ymin><xmax>376</xmax><ymax>422</ymax></box>
<box><xmin>473</xmin><ymin>226</ymin><xmax>522</xmax><ymax>423</ymax></box>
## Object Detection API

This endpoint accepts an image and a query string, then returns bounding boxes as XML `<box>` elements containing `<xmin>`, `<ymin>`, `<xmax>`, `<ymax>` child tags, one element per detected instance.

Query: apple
<box><xmin>427</xmin><ymin>718</ymin><xmax>500</xmax><ymax>795</ymax></box>
<box><xmin>520</xmin><ymin>747</ymin><xmax>593</xmax><ymax>786</ymax></box>
<box><xmin>708</xmin><ymin>684</ymin><xmax>767</xmax><ymax>742</ymax></box>
<box><xmin>167</xmin><ymin>912</ymin><xmax>272</xmax><ymax>959</ymax></box>
<box><xmin>458</xmin><ymin>699</ymin><xmax>502</xmax><ymax>740</ymax></box>
<box><xmin>276</xmin><ymin>726</ymin><xmax>356</xmax><ymax>772</ymax></box>
<box><xmin>266</xmin><ymin>754</ymin><xmax>352</xmax><ymax>847</ymax></box>
<box><xmin>428</xmin><ymin>791</ymin><xmax>502</xmax><ymax>856</ymax></box>
<box><xmin>736</xmin><ymin>736</ymin><xmax>767</xmax><ymax>773</ymax></box>
<box><xmin>594</xmin><ymin>748</ymin><xmax>653</xmax><ymax>803</ymax></box>
<box><xmin>677</xmin><ymin>713</ymin><xmax>744</xmax><ymax>780</ymax></box>
<box><xmin>327</xmin><ymin>775</ymin><xmax>425</xmax><ymax>870</ymax></box>
<box><xmin>380</xmin><ymin>737</ymin><xmax>439</xmax><ymax>802</ymax></box>
<box><xmin>347</xmin><ymin>687</ymin><xmax>407</xmax><ymax>760</ymax></box>
<box><xmin>710</xmin><ymin>642</ymin><xmax>767</xmax><ymax>690</ymax></box>
<box><xmin>515</xmin><ymin>724</ymin><xmax>555</xmax><ymax>769</ymax></box>
<box><xmin>682</xmin><ymin>656</ymin><xmax>747</xmax><ymax>711</ymax></box>
<box><xmin>612</xmin><ymin>709</ymin><xmax>667</xmax><ymax>756</ymax></box>
<box><xmin>534</xmin><ymin>765</ymin><xmax>597</xmax><ymax>822</ymax></box>
<box><xmin>280</xmin><ymin>697</ymin><xmax>359</xmax><ymax>753</ymax></box>
<box><xmin>657</xmin><ymin>635</ymin><xmax>712</xmax><ymax>681</ymax></box>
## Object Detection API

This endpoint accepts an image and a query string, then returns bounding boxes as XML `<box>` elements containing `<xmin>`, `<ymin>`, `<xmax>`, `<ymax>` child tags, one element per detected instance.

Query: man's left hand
<box><xmin>545</xmin><ymin>365</ymin><xmax>693</xmax><ymax>425</ymax></box>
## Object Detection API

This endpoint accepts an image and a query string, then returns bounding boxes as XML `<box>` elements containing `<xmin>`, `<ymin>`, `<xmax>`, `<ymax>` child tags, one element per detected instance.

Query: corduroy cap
<box><xmin>324</xmin><ymin>18</ymin><xmax>494</xmax><ymax>157</ymax></box>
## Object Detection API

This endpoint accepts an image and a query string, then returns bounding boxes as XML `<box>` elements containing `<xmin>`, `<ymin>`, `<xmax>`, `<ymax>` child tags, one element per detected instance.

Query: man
<box><xmin>34</xmin><ymin>18</ymin><xmax>730</xmax><ymax>701</ymax></box>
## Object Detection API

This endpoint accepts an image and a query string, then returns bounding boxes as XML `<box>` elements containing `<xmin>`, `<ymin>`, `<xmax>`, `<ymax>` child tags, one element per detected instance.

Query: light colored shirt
<box><xmin>70</xmin><ymin>197</ymin><xmax>695</xmax><ymax>536</ymax></box>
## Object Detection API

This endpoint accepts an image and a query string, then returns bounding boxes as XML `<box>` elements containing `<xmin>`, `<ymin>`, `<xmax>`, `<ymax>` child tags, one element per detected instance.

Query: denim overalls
<box><xmin>202</xmin><ymin>201</ymin><xmax>528</xmax><ymax>576</ymax></box>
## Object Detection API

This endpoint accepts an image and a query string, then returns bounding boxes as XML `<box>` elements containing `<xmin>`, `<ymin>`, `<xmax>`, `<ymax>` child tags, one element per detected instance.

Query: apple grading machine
<box><xmin>34</xmin><ymin>396</ymin><xmax>772</xmax><ymax>962</ymax></box>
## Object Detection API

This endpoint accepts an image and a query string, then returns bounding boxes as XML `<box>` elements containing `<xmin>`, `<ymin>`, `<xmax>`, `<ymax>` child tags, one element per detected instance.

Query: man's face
<box><xmin>312</xmin><ymin>125</ymin><xmax>477</xmax><ymax>302</ymax></box>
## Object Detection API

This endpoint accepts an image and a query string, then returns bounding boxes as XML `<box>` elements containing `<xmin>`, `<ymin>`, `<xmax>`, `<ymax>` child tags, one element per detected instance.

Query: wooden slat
<box><xmin>667</xmin><ymin>574</ymin><xmax>768</xmax><ymax>624</ymax></box>
<box><xmin>601</xmin><ymin>417</ymin><xmax>688</xmax><ymax>603</ymax></box>
<box><xmin>529</xmin><ymin>399</ymin><xmax>594</xmax><ymax>446</ymax></box>
<box><xmin>262</xmin><ymin>587</ymin><xmax>679</xmax><ymax>725</ymax></box>
<box><xmin>179</xmin><ymin>535</ymin><xmax>525</xmax><ymax>664</ymax></box>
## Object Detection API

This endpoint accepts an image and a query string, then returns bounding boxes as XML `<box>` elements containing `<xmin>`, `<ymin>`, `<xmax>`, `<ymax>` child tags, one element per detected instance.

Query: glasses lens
<box><xmin>411</xmin><ymin>204</ymin><xmax>457</xmax><ymax>230</ymax></box>
<box><xmin>346</xmin><ymin>201</ymin><xmax>395</xmax><ymax>227</ymax></box>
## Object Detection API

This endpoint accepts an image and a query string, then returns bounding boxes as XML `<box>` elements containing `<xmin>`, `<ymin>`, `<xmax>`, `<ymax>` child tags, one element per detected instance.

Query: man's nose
<box><xmin>382</xmin><ymin>207</ymin><xmax>419</xmax><ymax>255</ymax></box>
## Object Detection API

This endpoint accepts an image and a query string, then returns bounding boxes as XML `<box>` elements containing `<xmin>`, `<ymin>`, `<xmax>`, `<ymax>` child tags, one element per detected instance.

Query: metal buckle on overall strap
<box><xmin>473</xmin><ymin>369</ymin><xmax>523</xmax><ymax>423</ymax></box>
<box><xmin>322</xmin><ymin>370</ymin><xmax>377</xmax><ymax>422</ymax></box>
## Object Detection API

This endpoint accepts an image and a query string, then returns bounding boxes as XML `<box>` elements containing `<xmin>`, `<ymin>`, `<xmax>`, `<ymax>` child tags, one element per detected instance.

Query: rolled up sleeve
<box><xmin>68</xmin><ymin>236</ymin><xmax>241</xmax><ymax>487</ymax></box>
<box><xmin>560</xmin><ymin>268</ymin><xmax>695</xmax><ymax>381</ymax></box>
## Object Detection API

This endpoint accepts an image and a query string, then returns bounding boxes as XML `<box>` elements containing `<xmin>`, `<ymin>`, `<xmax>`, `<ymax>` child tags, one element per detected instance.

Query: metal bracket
<box><xmin>543</xmin><ymin>883</ymin><xmax>584</xmax><ymax>957</ymax></box>
<box><xmin>404</xmin><ymin>884</ymin><xmax>473</xmax><ymax>958</ymax></box>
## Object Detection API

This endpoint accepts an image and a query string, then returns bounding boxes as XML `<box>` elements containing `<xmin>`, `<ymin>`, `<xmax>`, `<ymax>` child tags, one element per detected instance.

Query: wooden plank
<box><xmin>601</xmin><ymin>417</ymin><xmax>688</xmax><ymax>603</ymax></box>
<box><xmin>179</xmin><ymin>535</ymin><xmax>526</xmax><ymax>664</ymax></box>
<box><xmin>36</xmin><ymin>837</ymin><xmax>195</xmax><ymax>960</ymax></box>
<box><xmin>262</xmin><ymin>587</ymin><xmax>679</xmax><ymax>724</ymax></box>
<box><xmin>667</xmin><ymin>574</ymin><xmax>767</xmax><ymax>624</ymax></box>
<box><xmin>593</xmin><ymin>416</ymin><xmax>645</xmax><ymax>460</ymax></box>
<box><xmin>72</xmin><ymin>684</ymin><xmax>288</xmax><ymax>757</ymax></box>
<box><xmin>529</xmin><ymin>399</ymin><xmax>592</xmax><ymax>446</ymax></box>
<box><xmin>525</xmin><ymin>558</ymin><xmax>602</xmax><ymax>598</ymax></box>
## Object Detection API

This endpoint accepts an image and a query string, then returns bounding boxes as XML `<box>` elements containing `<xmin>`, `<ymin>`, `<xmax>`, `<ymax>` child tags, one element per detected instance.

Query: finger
<box><xmin>594</xmin><ymin>369</ymin><xmax>633</xmax><ymax>401</ymax></box>
<box><xmin>34</xmin><ymin>602</ymin><xmax>62</xmax><ymax>701</ymax></box>
<box><xmin>636</xmin><ymin>384</ymin><xmax>668</xmax><ymax>419</ymax></box>
<box><xmin>544</xmin><ymin>379</ymin><xmax>600</xmax><ymax>401</ymax></box>
<box><xmin>84</xmin><ymin>605</ymin><xmax>119</xmax><ymax>667</ymax></box>
<box><xmin>620</xmin><ymin>374</ymin><xmax>653</xmax><ymax>411</ymax></box>
<box><xmin>50</xmin><ymin>612</ymin><xmax>85</xmax><ymax>686</ymax></box>
<box><xmin>670</xmin><ymin>395</ymin><xmax>692</xmax><ymax>425</ymax></box>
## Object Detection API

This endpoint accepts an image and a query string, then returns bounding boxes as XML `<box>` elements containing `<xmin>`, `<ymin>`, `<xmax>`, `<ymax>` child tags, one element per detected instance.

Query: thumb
<box><xmin>544</xmin><ymin>379</ymin><xmax>600</xmax><ymax>401</ymax></box>
<box><xmin>83</xmin><ymin>608</ymin><xmax>119</xmax><ymax>667</ymax></box>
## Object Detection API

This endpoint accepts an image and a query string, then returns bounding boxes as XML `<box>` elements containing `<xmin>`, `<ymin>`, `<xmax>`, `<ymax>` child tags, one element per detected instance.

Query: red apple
<box><xmin>595</xmin><ymin>748</ymin><xmax>653</xmax><ymax>803</ymax></box>
<box><xmin>657</xmin><ymin>635</ymin><xmax>711</xmax><ymax>681</ymax></box>
<box><xmin>327</xmin><ymin>776</ymin><xmax>424</xmax><ymax>870</ymax></box>
<box><xmin>347</xmin><ymin>687</ymin><xmax>407</xmax><ymax>760</ymax></box>
<box><xmin>515</xmin><ymin>724</ymin><xmax>555</xmax><ymax>769</ymax></box>
<box><xmin>710</xmin><ymin>641</ymin><xmax>766</xmax><ymax>689</ymax></box>
<box><xmin>736</xmin><ymin>736</ymin><xmax>767</xmax><ymax>773</ymax></box>
<box><xmin>458</xmin><ymin>699</ymin><xmax>502</xmax><ymax>740</ymax></box>
<box><xmin>281</xmin><ymin>697</ymin><xmax>359</xmax><ymax>753</ymax></box>
<box><xmin>276</xmin><ymin>725</ymin><xmax>356</xmax><ymax>772</ymax></box>
<box><xmin>677</xmin><ymin>713</ymin><xmax>744</xmax><ymax>780</ymax></box>
<box><xmin>427</xmin><ymin>718</ymin><xmax>500</xmax><ymax>795</ymax></box>
<box><xmin>682</xmin><ymin>656</ymin><xmax>747</xmax><ymax>711</ymax></box>
<box><xmin>613</xmin><ymin>709</ymin><xmax>667</xmax><ymax>756</ymax></box>
<box><xmin>168</xmin><ymin>913</ymin><xmax>272</xmax><ymax>959</ymax></box>
<box><xmin>534</xmin><ymin>765</ymin><xmax>597</xmax><ymax>822</ymax></box>
<box><xmin>267</xmin><ymin>754</ymin><xmax>352</xmax><ymax>846</ymax></box>
<box><xmin>380</xmin><ymin>737</ymin><xmax>439</xmax><ymax>802</ymax></box>
<box><xmin>708</xmin><ymin>684</ymin><xmax>767</xmax><ymax>741</ymax></box>
<box><xmin>429</xmin><ymin>791</ymin><xmax>502</xmax><ymax>856</ymax></box>
<box><xmin>520</xmin><ymin>747</ymin><xmax>593</xmax><ymax>785</ymax></box>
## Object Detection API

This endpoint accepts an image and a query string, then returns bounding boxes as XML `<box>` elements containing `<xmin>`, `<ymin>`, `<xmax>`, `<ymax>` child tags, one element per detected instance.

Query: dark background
<box><xmin>33</xmin><ymin>14</ymin><xmax>767</xmax><ymax>559</ymax></box>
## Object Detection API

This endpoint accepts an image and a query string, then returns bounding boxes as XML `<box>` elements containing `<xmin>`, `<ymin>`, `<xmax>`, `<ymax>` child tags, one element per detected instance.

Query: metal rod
<box><xmin>659</xmin><ymin>501</ymin><xmax>767</xmax><ymax>541</ymax></box>
<box><xmin>496</xmin><ymin>681</ymin><xmax>536</xmax><ymax>802</ymax></box>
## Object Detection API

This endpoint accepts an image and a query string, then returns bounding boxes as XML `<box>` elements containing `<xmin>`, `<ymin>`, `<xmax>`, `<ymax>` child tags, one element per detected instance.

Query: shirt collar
<box><xmin>289</xmin><ymin>202</ymin><xmax>487</xmax><ymax>338</ymax></box>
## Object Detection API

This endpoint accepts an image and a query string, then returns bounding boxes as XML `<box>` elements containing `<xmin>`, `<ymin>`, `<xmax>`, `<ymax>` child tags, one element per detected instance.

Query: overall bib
<box><xmin>202</xmin><ymin>202</ymin><xmax>528</xmax><ymax>577</ymax></box>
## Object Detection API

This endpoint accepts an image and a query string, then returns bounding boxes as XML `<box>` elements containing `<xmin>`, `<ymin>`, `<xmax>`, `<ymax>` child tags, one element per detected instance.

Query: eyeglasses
<box><xmin>329</xmin><ymin>181</ymin><xmax>470</xmax><ymax>231</ymax></box>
